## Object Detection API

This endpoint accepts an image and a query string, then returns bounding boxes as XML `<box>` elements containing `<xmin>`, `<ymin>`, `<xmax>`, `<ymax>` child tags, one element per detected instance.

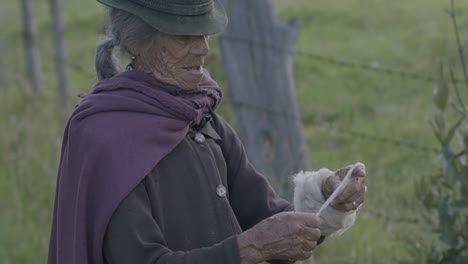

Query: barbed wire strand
<box><xmin>220</xmin><ymin>35</ymin><xmax>464</xmax><ymax>84</ymax></box>
<box><xmin>64</xmin><ymin>35</ymin><xmax>464</xmax><ymax>85</ymax></box>
<box><xmin>363</xmin><ymin>208</ymin><xmax>420</xmax><ymax>224</ymax></box>
<box><xmin>230</xmin><ymin>99</ymin><xmax>439</xmax><ymax>154</ymax></box>
<box><xmin>62</xmin><ymin>35</ymin><xmax>464</xmax><ymax>84</ymax></box>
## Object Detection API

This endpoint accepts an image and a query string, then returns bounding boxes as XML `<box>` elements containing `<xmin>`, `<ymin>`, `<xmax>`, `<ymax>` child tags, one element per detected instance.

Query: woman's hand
<box><xmin>321</xmin><ymin>163</ymin><xmax>367</xmax><ymax>211</ymax></box>
<box><xmin>237</xmin><ymin>212</ymin><xmax>321</xmax><ymax>264</ymax></box>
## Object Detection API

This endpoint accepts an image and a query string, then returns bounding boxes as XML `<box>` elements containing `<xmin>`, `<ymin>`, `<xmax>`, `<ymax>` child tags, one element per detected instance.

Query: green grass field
<box><xmin>1</xmin><ymin>0</ymin><xmax>467</xmax><ymax>263</ymax></box>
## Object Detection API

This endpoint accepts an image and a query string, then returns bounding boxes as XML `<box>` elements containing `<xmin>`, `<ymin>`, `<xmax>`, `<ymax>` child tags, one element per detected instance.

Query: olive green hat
<box><xmin>96</xmin><ymin>0</ymin><xmax>228</xmax><ymax>35</ymax></box>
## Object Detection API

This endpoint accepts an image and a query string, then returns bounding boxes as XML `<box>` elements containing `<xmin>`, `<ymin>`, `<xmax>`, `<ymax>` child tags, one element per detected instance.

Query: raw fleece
<box><xmin>293</xmin><ymin>169</ymin><xmax>358</xmax><ymax>236</ymax></box>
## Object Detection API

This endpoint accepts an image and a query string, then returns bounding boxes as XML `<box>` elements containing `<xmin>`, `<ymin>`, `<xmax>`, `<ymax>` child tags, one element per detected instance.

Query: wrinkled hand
<box><xmin>321</xmin><ymin>163</ymin><xmax>367</xmax><ymax>211</ymax></box>
<box><xmin>237</xmin><ymin>212</ymin><xmax>321</xmax><ymax>264</ymax></box>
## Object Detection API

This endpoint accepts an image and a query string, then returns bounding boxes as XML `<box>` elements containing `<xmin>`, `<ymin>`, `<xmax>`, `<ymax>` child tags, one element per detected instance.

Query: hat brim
<box><xmin>97</xmin><ymin>0</ymin><xmax>228</xmax><ymax>36</ymax></box>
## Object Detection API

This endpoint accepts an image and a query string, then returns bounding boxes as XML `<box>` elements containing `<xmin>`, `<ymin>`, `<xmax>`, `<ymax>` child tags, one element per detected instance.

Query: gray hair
<box><xmin>95</xmin><ymin>8</ymin><xmax>158</xmax><ymax>80</ymax></box>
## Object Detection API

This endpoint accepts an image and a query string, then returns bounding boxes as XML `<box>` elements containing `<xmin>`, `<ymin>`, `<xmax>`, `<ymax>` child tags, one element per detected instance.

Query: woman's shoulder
<box><xmin>65</xmin><ymin>95</ymin><xmax>137</xmax><ymax>147</ymax></box>
<box><xmin>210</xmin><ymin>113</ymin><xmax>243</xmax><ymax>145</ymax></box>
<box><xmin>210</xmin><ymin>113</ymin><xmax>233</xmax><ymax>135</ymax></box>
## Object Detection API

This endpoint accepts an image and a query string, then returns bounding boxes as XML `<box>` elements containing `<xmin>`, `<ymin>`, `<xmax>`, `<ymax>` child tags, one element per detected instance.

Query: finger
<box><xmin>333</xmin><ymin>188</ymin><xmax>366</xmax><ymax>211</ymax></box>
<box><xmin>334</xmin><ymin>165</ymin><xmax>354</xmax><ymax>180</ymax></box>
<box><xmin>329</xmin><ymin>175</ymin><xmax>342</xmax><ymax>190</ymax></box>
<box><xmin>300</xmin><ymin>214</ymin><xmax>320</xmax><ymax>228</ymax></box>
<box><xmin>322</xmin><ymin>175</ymin><xmax>341</xmax><ymax>199</ymax></box>
<box><xmin>301</xmin><ymin>240</ymin><xmax>317</xmax><ymax>252</ymax></box>
<box><xmin>341</xmin><ymin>194</ymin><xmax>366</xmax><ymax>211</ymax></box>
<box><xmin>341</xmin><ymin>185</ymin><xmax>366</xmax><ymax>204</ymax></box>
<box><xmin>296</xmin><ymin>250</ymin><xmax>313</xmax><ymax>261</ymax></box>
<box><xmin>351</xmin><ymin>164</ymin><xmax>366</xmax><ymax>178</ymax></box>
<box><xmin>332</xmin><ymin>178</ymin><xmax>361</xmax><ymax>204</ymax></box>
<box><xmin>284</xmin><ymin>246</ymin><xmax>311</xmax><ymax>261</ymax></box>
<box><xmin>301</xmin><ymin>227</ymin><xmax>321</xmax><ymax>241</ymax></box>
<box><xmin>334</xmin><ymin>163</ymin><xmax>366</xmax><ymax>181</ymax></box>
<box><xmin>334</xmin><ymin>178</ymin><xmax>366</xmax><ymax>204</ymax></box>
<box><xmin>358</xmin><ymin>176</ymin><xmax>366</xmax><ymax>186</ymax></box>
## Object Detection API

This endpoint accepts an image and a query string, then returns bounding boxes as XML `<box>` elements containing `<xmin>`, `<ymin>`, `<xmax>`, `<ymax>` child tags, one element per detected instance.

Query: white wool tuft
<box><xmin>293</xmin><ymin>169</ymin><xmax>358</xmax><ymax>237</ymax></box>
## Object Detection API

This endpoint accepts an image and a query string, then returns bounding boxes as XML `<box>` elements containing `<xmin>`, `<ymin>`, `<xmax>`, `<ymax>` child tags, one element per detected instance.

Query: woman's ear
<box><xmin>126</xmin><ymin>43</ymin><xmax>141</xmax><ymax>58</ymax></box>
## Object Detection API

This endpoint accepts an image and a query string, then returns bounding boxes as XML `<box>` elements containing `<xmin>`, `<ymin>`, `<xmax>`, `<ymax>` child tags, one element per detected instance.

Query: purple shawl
<box><xmin>48</xmin><ymin>70</ymin><xmax>223</xmax><ymax>264</ymax></box>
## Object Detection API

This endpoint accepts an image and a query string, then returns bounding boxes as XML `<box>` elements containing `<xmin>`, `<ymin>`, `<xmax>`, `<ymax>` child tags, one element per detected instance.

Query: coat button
<box><xmin>216</xmin><ymin>185</ymin><xmax>227</xmax><ymax>197</ymax></box>
<box><xmin>193</xmin><ymin>132</ymin><xmax>205</xmax><ymax>143</ymax></box>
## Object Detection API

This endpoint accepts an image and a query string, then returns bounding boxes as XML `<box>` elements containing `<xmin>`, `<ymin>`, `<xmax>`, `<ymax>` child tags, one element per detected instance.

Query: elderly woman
<box><xmin>48</xmin><ymin>0</ymin><xmax>367</xmax><ymax>264</ymax></box>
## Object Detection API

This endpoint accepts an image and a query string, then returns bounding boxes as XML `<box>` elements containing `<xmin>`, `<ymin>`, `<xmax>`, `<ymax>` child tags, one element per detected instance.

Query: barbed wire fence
<box><xmin>218</xmin><ymin>35</ymin><xmax>444</xmax><ymax>154</ymax></box>
<box><xmin>62</xmin><ymin>34</ymin><xmax>445</xmax><ymax>223</ymax></box>
<box><xmin>219</xmin><ymin>34</ymin><xmax>449</xmax><ymax>225</ymax></box>
<box><xmin>220</xmin><ymin>34</ymin><xmax>465</xmax><ymax>83</ymax></box>
<box><xmin>60</xmin><ymin>34</ymin><xmax>443</xmax><ymax>156</ymax></box>
<box><xmin>58</xmin><ymin>33</ymin><xmax>444</xmax><ymax>156</ymax></box>
<box><xmin>228</xmin><ymin>98</ymin><xmax>439</xmax><ymax>154</ymax></box>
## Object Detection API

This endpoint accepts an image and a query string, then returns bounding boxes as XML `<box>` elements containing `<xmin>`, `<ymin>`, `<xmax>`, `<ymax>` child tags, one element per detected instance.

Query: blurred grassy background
<box><xmin>1</xmin><ymin>0</ymin><xmax>467</xmax><ymax>263</ymax></box>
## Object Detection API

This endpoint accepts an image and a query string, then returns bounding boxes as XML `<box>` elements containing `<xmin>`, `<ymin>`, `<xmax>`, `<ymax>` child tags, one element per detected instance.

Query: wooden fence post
<box><xmin>0</xmin><ymin>0</ymin><xmax>4</xmax><ymax>84</ymax></box>
<box><xmin>219</xmin><ymin>0</ymin><xmax>311</xmax><ymax>201</ymax></box>
<box><xmin>50</xmin><ymin>0</ymin><xmax>70</xmax><ymax>107</ymax></box>
<box><xmin>21</xmin><ymin>0</ymin><xmax>43</xmax><ymax>93</ymax></box>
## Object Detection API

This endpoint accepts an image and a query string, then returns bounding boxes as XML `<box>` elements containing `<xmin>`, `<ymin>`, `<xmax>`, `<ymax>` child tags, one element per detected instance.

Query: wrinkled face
<box><xmin>136</xmin><ymin>33</ymin><xmax>209</xmax><ymax>90</ymax></box>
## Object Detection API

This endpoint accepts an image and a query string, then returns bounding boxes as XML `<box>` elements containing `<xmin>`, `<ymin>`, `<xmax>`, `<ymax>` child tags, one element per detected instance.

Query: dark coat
<box><xmin>48</xmin><ymin>70</ymin><xmax>225</xmax><ymax>264</ymax></box>
<box><xmin>103</xmin><ymin>113</ymin><xmax>293</xmax><ymax>263</ymax></box>
<box><xmin>48</xmin><ymin>69</ymin><xmax>297</xmax><ymax>264</ymax></box>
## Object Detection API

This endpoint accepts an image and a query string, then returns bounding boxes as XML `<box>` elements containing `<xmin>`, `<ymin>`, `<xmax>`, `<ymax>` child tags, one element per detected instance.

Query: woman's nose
<box><xmin>190</xmin><ymin>36</ymin><xmax>209</xmax><ymax>56</ymax></box>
